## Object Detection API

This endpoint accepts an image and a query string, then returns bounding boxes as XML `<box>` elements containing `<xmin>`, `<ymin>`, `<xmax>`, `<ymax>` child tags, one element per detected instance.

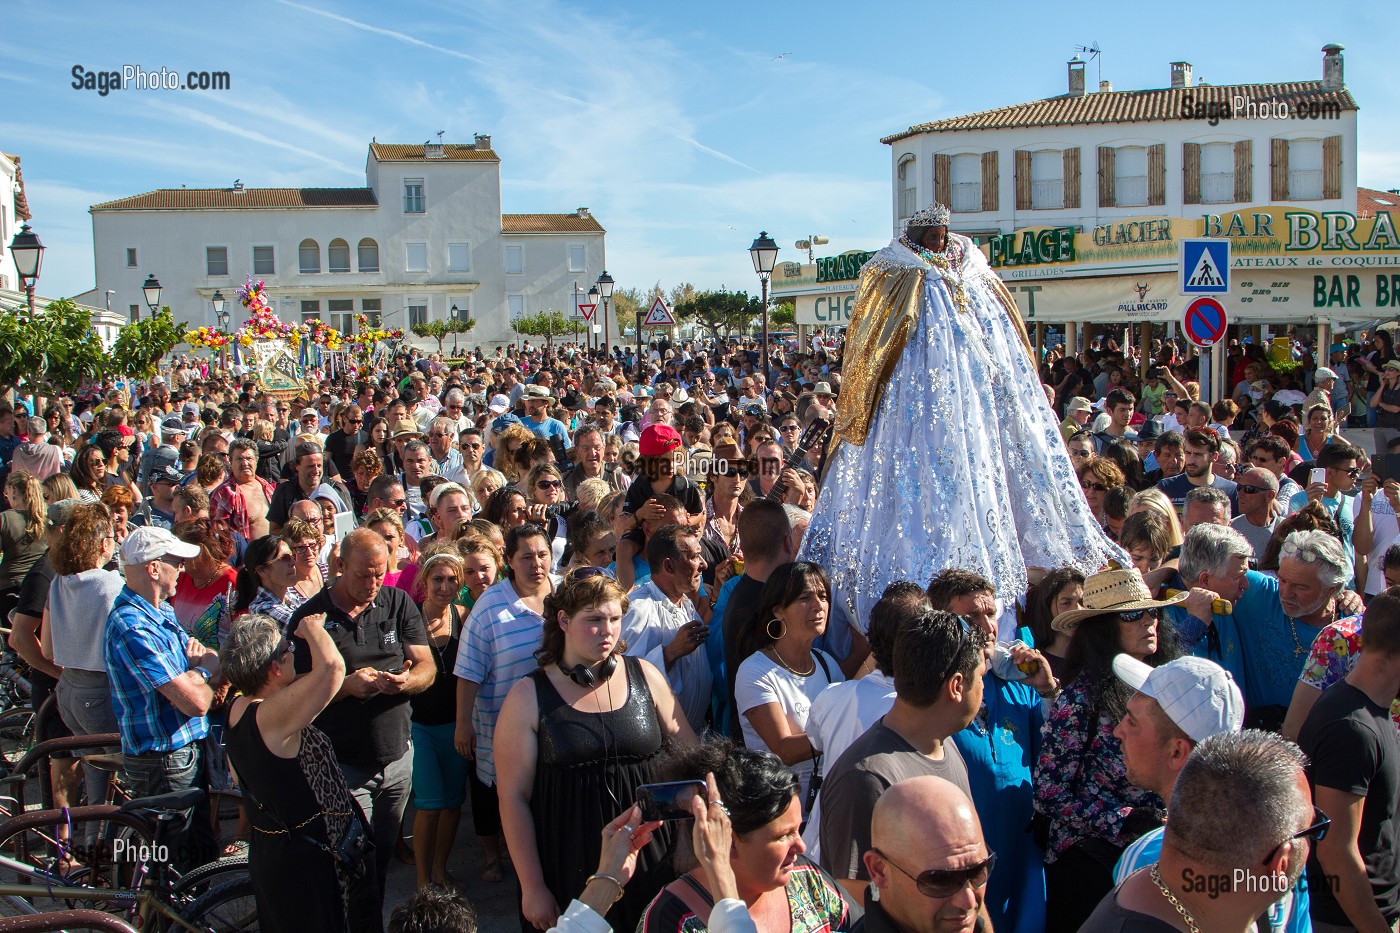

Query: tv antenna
<box><xmin>1075</xmin><ymin>42</ymin><xmax>1102</xmax><ymax>87</ymax></box>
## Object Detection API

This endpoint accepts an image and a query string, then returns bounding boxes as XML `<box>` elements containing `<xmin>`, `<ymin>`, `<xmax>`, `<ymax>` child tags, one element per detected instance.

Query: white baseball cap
<box><xmin>121</xmin><ymin>526</ymin><xmax>201</xmax><ymax>566</ymax></box>
<box><xmin>1113</xmin><ymin>654</ymin><xmax>1245</xmax><ymax>743</ymax></box>
<box><xmin>488</xmin><ymin>394</ymin><xmax>511</xmax><ymax>415</ymax></box>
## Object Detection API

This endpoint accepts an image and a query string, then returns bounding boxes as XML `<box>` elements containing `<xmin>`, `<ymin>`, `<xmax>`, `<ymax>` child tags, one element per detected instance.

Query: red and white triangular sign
<box><xmin>643</xmin><ymin>296</ymin><xmax>675</xmax><ymax>326</ymax></box>
<box><xmin>577</xmin><ymin>302</ymin><xmax>596</xmax><ymax>322</ymax></box>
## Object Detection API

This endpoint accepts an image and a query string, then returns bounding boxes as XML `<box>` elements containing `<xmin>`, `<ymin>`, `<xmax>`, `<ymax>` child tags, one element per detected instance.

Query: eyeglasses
<box><xmin>536</xmin><ymin>479</ymin><xmax>562</xmax><ymax>489</ymax></box>
<box><xmin>1236</xmin><ymin>484</ymin><xmax>1273</xmax><ymax>495</ymax></box>
<box><xmin>460</xmin><ymin>442</ymin><xmax>483</xmax><ymax>450</ymax></box>
<box><xmin>1117</xmin><ymin>608</ymin><xmax>1161</xmax><ymax>623</ymax></box>
<box><xmin>871</xmin><ymin>848</ymin><xmax>997</xmax><ymax>898</ymax></box>
<box><xmin>346</xmin><ymin>418</ymin><xmax>363</xmax><ymax>425</ymax></box>
<box><xmin>1081</xmin><ymin>482</ymin><xmax>1109</xmax><ymax>493</ymax></box>
<box><xmin>1338</xmin><ymin>466</ymin><xmax>1362</xmax><ymax>477</ymax></box>
<box><xmin>1264</xmin><ymin>806</ymin><xmax>1330</xmax><ymax>865</ymax></box>
<box><xmin>274</xmin><ymin>641</ymin><xmax>296</xmax><ymax>663</ymax></box>
<box><xmin>290</xmin><ymin>543</ymin><xmax>318</xmax><ymax>556</ymax></box>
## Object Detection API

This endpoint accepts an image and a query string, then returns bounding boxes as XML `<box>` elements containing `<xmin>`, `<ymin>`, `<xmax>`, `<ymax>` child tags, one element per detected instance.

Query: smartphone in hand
<box><xmin>636</xmin><ymin>780</ymin><xmax>707</xmax><ymax>822</ymax></box>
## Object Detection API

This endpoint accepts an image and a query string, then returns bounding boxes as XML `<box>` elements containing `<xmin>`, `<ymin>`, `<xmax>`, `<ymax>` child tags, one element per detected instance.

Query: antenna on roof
<box><xmin>1075</xmin><ymin>41</ymin><xmax>1102</xmax><ymax>88</ymax></box>
<box><xmin>437</xmin><ymin>130</ymin><xmax>445</xmax><ymax>142</ymax></box>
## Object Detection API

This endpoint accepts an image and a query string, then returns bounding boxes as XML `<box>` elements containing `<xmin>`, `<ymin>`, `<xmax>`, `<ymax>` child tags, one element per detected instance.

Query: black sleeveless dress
<box><xmin>225</xmin><ymin>701</ymin><xmax>357</xmax><ymax>933</ymax></box>
<box><xmin>528</xmin><ymin>656</ymin><xmax>673</xmax><ymax>933</ymax></box>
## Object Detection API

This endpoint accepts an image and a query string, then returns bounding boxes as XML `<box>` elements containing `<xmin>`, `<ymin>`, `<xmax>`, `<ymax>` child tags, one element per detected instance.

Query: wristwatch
<box><xmin>192</xmin><ymin>666</ymin><xmax>212</xmax><ymax>682</ymax></box>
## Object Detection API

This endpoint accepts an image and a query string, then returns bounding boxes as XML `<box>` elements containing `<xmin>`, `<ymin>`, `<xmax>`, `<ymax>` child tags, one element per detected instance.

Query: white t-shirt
<box><xmin>734</xmin><ymin>648</ymin><xmax>842</xmax><ymax>804</ymax></box>
<box><xmin>1364</xmin><ymin>492</ymin><xmax>1400</xmax><ymax>596</ymax></box>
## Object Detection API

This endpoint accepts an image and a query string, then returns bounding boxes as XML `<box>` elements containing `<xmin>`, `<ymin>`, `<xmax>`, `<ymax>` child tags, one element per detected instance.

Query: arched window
<box><xmin>298</xmin><ymin>239</ymin><xmax>320</xmax><ymax>274</ymax></box>
<box><xmin>328</xmin><ymin>238</ymin><xmax>350</xmax><ymax>273</ymax></box>
<box><xmin>897</xmin><ymin>155</ymin><xmax>917</xmax><ymax>220</ymax></box>
<box><xmin>357</xmin><ymin>238</ymin><xmax>380</xmax><ymax>273</ymax></box>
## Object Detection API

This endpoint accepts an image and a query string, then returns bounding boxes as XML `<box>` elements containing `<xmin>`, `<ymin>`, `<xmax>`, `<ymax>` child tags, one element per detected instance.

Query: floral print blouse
<box><xmin>1033</xmin><ymin>675</ymin><xmax>1161</xmax><ymax>863</ymax></box>
<box><xmin>1298</xmin><ymin>613</ymin><xmax>1400</xmax><ymax>728</ymax></box>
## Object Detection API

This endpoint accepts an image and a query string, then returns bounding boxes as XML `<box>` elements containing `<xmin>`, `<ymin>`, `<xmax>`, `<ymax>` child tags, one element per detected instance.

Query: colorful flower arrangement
<box><xmin>300</xmin><ymin>318</ymin><xmax>344</xmax><ymax>351</ymax></box>
<box><xmin>185</xmin><ymin>326</ymin><xmax>230</xmax><ymax>349</ymax></box>
<box><xmin>236</xmin><ymin>276</ymin><xmax>297</xmax><ymax>342</ymax></box>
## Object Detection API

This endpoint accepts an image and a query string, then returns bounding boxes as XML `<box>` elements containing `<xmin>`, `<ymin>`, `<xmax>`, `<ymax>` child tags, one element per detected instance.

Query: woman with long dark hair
<box><xmin>731</xmin><ymin>562</ymin><xmax>844</xmax><ymax>810</ymax></box>
<box><xmin>69</xmin><ymin>441</ymin><xmax>107</xmax><ymax>502</ymax></box>
<box><xmin>236</xmin><ymin>535</ymin><xmax>299</xmax><ymax>632</ymax></box>
<box><xmin>1032</xmin><ymin>568</ymin><xmax>1183</xmax><ymax>933</ymax></box>
<box><xmin>495</xmin><ymin>568</ymin><xmax>694</xmax><ymax>932</ymax></box>
<box><xmin>0</xmin><ymin>472</ymin><xmax>47</xmax><ymax>621</ymax></box>
<box><xmin>1021</xmin><ymin>567</ymin><xmax>1084</xmax><ymax>681</ymax></box>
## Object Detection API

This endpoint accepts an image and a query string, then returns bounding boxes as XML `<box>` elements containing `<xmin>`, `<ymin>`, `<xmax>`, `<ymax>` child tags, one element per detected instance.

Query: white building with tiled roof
<box><xmin>874</xmin><ymin>45</ymin><xmax>1391</xmax><ymax>354</ymax></box>
<box><xmin>90</xmin><ymin>135</ymin><xmax>607</xmax><ymax>351</ymax></box>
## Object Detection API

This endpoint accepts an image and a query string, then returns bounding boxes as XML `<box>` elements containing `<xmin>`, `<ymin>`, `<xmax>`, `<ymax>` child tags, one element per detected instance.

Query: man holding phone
<box><xmin>1287</xmin><ymin>440</ymin><xmax>1367</xmax><ymax>578</ymax></box>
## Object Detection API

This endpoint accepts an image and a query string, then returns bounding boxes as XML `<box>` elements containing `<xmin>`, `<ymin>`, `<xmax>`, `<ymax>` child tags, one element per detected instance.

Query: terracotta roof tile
<box><xmin>1358</xmin><ymin>186</ymin><xmax>1400</xmax><ymax>218</ymax></box>
<box><xmin>882</xmin><ymin>82</ymin><xmax>1359</xmax><ymax>143</ymax></box>
<box><xmin>91</xmin><ymin>188</ymin><xmax>378</xmax><ymax>211</ymax></box>
<box><xmin>369</xmin><ymin>143</ymin><xmax>498</xmax><ymax>162</ymax></box>
<box><xmin>502</xmin><ymin>213</ymin><xmax>605</xmax><ymax>234</ymax></box>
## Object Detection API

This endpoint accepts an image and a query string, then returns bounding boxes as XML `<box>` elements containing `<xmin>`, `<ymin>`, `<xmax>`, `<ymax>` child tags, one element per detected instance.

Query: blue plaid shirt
<box><xmin>105</xmin><ymin>587</ymin><xmax>209</xmax><ymax>755</ymax></box>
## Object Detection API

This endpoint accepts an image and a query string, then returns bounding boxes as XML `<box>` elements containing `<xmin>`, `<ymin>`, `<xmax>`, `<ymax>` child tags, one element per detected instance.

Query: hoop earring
<box><xmin>766</xmin><ymin>617</ymin><xmax>786</xmax><ymax>641</ymax></box>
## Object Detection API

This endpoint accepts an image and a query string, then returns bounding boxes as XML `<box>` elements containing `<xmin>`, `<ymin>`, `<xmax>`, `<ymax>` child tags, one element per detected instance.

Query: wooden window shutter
<box><xmin>1323</xmin><ymin>135</ymin><xmax>1342</xmax><ymax>200</ymax></box>
<box><xmin>1063</xmin><ymin>147</ymin><xmax>1081</xmax><ymax>209</ymax></box>
<box><xmin>934</xmin><ymin>154</ymin><xmax>952</xmax><ymax>207</ymax></box>
<box><xmin>1270</xmin><ymin>138</ymin><xmax>1289</xmax><ymax>201</ymax></box>
<box><xmin>980</xmin><ymin>151</ymin><xmax>999</xmax><ymax>212</ymax></box>
<box><xmin>1147</xmin><ymin>143</ymin><xmax>1166</xmax><ymax>206</ymax></box>
<box><xmin>1015</xmin><ymin>150</ymin><xmax>1032</xmax><ymax>210</ymax></box>
<box><xmin>1233</xmin><ymin>140</ymin><xmax>1252</xmax><ymax>203</ymax></box>
<box><xmin>1182</xmin><ymin>143</ymin><xmax>1201</xmax><ymax>204</ymax></box>
<box><xmin>1098</xmin><ymin>146</ymin><xmax>1116</xmax><ymax>208</ymax></box>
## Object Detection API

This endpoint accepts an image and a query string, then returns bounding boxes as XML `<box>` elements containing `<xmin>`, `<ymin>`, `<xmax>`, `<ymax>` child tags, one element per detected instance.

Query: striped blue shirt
<box><xmin>453</xmin><ymin>578</ymin><xmax>547</xmax><ymax>787</ymax></box>
<box><xmin>104</xmin><ymin>587</ymin><xmax>210</xmax><ymax>755</ymax></box>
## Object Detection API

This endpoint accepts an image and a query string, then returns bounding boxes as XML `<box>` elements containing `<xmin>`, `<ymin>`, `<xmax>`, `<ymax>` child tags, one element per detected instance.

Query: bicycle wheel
<box><xmin>0</xmin><ymin>705</ymin><xmax>36</xmax><ymax>767</ymax></box>
<box><xmin>171</xmin><ymin>855</ymin><xmax>250</xmax><ymax>902</ymax></box>
<box><xmin>185</xmin><ymin>875</ymin><xmax>259</xmax><ymax>933</ymax></box>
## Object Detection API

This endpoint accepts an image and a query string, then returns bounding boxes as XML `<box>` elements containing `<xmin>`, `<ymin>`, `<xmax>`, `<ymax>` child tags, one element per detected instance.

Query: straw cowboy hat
<box><xmin>1051</xmin><ymin>567</ymin><xmax>1187</xmax><ymax>635</ymax></box>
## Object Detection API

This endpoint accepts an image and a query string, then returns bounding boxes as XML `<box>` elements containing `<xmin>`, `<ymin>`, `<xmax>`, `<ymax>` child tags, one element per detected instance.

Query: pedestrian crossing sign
<box><xmin>1179</xmin><ymin>238</ymin><xmax>1231</xmax><ymax>295</ymax></box>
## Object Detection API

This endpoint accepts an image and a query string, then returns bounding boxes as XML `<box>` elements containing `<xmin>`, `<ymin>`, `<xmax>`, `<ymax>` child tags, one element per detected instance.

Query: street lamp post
<box><xmin>142</xmin><ymin>274</ymin><xmax>163</xmax><ymax>318</ymax></box>
<box><xmin>749</xmin><ymin>231</ymin><xmax>779</xmax><ymax>391</ymax></box>
<box><xmin>212</xmin><ymin>289</ymin><xmax>228</xmax><ymax>370</ymax></box>
<box><xmin>451</xmin><ymin>304</ymin><xmax>461</xmax><ymax>356</ymax></box>
<box><xmin>597</xmin><ymin>270</ymin><xmax>614</xmax><ymax>356</ymax></box>
<box><xmin>586</xmin><ymin>284</ymin><xmax>600</xmax><ymax>356</ymax></box>
<box><xmin>9</xmin><ymin>224</ymin><xmax>44</xmax><ymax>314</ymax></box>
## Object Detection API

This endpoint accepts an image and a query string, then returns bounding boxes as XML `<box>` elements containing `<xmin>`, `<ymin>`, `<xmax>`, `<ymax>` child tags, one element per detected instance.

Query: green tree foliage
<box><xmin>674</xmin><ymin>289</ymin><xmax>762</xmax><ymax>342</ymax></box>
<box><xmin>610</xmin><ymin>287</ymin><xmax>644</xmax><ymax>330</ymax></box>
<box><xmin>111</xmin><ymin>307</ymin><xmax>186</xmax><ymax>380</ymax></box>
<box><xmin>512</xmin><ymin>310</ymin><xmax>584</xmax><ymax>350</ymax></box>
<box><xmin>0</xmin><ymin>298</ymin><xmax>109</xmax><ymax>394</ymax></box>
<box><xmin>771</xmin><ymin>301</ymin><xmax>796</xmax><ymax>329</ymax></box>
<box><xmin>411</xmin><ymin>316</ymin><xmax>475</xmax><ymax>355</ymax></box>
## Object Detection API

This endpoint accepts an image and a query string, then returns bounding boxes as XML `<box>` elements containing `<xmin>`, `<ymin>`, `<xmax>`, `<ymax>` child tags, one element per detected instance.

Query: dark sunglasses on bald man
<box><xmin>871</xmin><ymin>848</ymin><xmax>996</xmax><ymax>898</ymax></box>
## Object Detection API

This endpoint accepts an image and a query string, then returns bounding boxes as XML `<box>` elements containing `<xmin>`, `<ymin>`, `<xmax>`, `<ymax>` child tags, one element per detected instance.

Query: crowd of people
<box><xmin>0</xmin><ymin>320</ymin><xmax>1396</xmax><ymax>933</ymax></box>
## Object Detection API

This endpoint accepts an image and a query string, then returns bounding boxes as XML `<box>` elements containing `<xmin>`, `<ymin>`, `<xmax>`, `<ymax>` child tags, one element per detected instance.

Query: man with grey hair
<box><xmin>1299</xmin><ymin>586</ymin><xmax>1400</xmax><ymax>932</ymax></box>
<box><xmin>439</xmin><ymin>389</ymin><xmax>471</xmax><ymax>436</ymax></box>
<box><xmin>426</xmin><ymin>416</ymin><xmax>465</xmax><ymax>480</ymax></box>
<box><xmin>1230</xmin><ymin>466</ymin><xmax>1281</xmax><ymax>557</ymax></box>
<box><xmin>1182</xmin><ymin>484</ymin><xmax>1232</xmax><ymax>534</ymax></box>
<box><xmin>9</xmin><ymin>415</ymin><xmax>64</xmax><ymax>481</ymax></box>
<box><xmin>1082</xmin><ymin>730</ymin><xmax>1318</xmax><ymax>933</ymax></box>
<box><xmin>1165</xmin><ymin>523</ymin><xmax>1253</xmax><ymax>691</ymax></box>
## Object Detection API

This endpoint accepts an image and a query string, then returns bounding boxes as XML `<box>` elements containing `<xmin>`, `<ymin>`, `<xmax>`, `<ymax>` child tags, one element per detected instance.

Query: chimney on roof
<box><xmin>425</xmin><ymin>140</ymin><xmax>445</xmax><ymax>159</ymax></box>
<box><xmin>577</xmin><ymin>207</ymin><xmax>590</xmax><ymax>217</ymax></box>
<box><xmin>474</xmin><ymin>133</ymin><xmax>492</xmax><ymax>151</ymax></box>
<box><xmin>231</xmin><ymin>179</ymin><xmax>244</xmax><ymax>191</ymax></box>
<box><xmin>1067</xmin><ymin>55</ymin><xmax>1086</xmax><ymax>97</ymax></box>
<box><xmin>1322</xmin><ymin>43</ymin><xmax>1345</xmax><ymax>90</ymax></box>
<box><xmin>1099</xmin><ymin>80</ymin><xmax>1113</xmax><ymax>93</ymax></box>
<box><xmin>1170</xmin><ymin>62</ymin><xmax>1193</xmax><ymax>89</ymax></box>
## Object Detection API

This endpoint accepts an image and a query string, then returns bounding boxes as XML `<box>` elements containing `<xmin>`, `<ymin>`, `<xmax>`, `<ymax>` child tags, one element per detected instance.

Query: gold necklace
<box><xmin>769</xmin><ymin>645</ymin><xmax>815</xmax><ymax>677</ymax></box>
<box><xmin>1286</xmin><ymin>616</ymin><xmax>1308</xmax><ymax>658</ymax></box>
<box><xmin>1149</xmin><ymin>864</ymin><xmax>1200</xmax><ymax>933</ymax></box>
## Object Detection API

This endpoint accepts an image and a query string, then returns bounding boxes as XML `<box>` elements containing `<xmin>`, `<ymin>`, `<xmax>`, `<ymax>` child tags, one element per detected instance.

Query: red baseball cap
<box><xmin>639</xmin><ymin>424</ymin><xmax>682</xmax><ymax>458</ymax></box>
<box><xmin>118</xmin><ymin>424</ymin><xmax>135</xmax><ymax>438</ymax></box>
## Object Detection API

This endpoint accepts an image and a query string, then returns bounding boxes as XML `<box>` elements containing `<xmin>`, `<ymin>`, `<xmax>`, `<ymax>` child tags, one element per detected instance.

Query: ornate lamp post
<box><xmin>587</xmin><ymin>284</ymin><xmax>600</xmax><ymax>354</ymax></box>
<box><xmin>748</xmin><ymin>231</ymin><xmax>779</xmax><ymax>391</ymax></box>
<box><xmin>212</xmin><ymin>289</ymin><xmax>228</xmax><ymax>369</ymax></box>
<box><xmin>142</xmin><ymin>274</ymin><xmax>163</xmax><ymax>317</ymax></box>
<box><xmin>596</xmin><ymin>270</ymin><xmax>614</xmax><ymax>354</ymax></box>
<box><xmin>9</xmin><ymin>224</ymin><xmax>44</xmax><ymax>314</ymax></box>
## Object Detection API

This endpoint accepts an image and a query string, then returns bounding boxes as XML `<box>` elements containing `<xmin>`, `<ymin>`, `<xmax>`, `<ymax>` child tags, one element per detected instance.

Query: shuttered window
<box><xmin>1322</xmin><ymin>135</ymin><xmax>1342</xmax><ymax>200</ymax></box>
<box><xmin>1098</xmin><ymin>147</ymin><xmax>1116</xmax><ymax>208</ymax></box>
<box><xmin>1115</xmin><ymin>147</ymin><xmax>1148</xmax><ymax>207</ymax></box>
<box><xmin>980</xmin><ymin>152</ymin><xmax>999</xmax><ymax>212</ymax></box>
<box><xmin>1147</xmin><ymin>143</ymin><xmax>1166</xmax><ymax>206</ymax></box>
<box><xmin>950</xmin><ymin>154</ymin><xmax>982</xmax><ymax>212</ymax></box>
<box><xmin>897</xmin><ymin>155</ymin><xmax>917</xmax><ymax>221</ymax></box>
<box><xmin>1234</xmin><ymin>140</ymin><xmax>1253</xmax><ymax>203</ymax></box>
<box><xmin>1183</xmin><ymin>143</ymin><xmax>1201</xmax><ymax>205</ymax></box>
<box><xmin>1062</xmin><ymin>148</ymin><xmax>1081</xmax><ymax>209</ymax></box>
<box><xmin>933</xmin><ymin>154</ymin><xmax>951</xmax><ymax>209</ymax></box>
<box><xmin>1200</xmin><ymin>143</ymin><xmax>1235</xmax><ymax>204</ymax></box>
<box><xmin>1270</xmin><ymin>138</ymin><xmax>1289</xmax><ymax>201</ymax></box>
<box><xmin>1288</xmin><ymin>139</ymin><xmax>1323</xmax><ymax>200</ymax></box>
<box><xmin>1031</xmin><ymin>150</ymin><xmax>1063</xmax><ymax>209</ymax></box>
<box><xmin>1015</xmin><ymin>151</ymin><xmax>1033</xmax><ymax>211</ymax></box>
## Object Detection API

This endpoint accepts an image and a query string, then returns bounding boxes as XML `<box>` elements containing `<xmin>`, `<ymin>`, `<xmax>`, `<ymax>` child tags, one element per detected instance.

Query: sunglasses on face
<box><xmin>536</xmin><ymin>479</ymin><xmax>563</xmax><ymax>490</ymax></box>
<box><xmin>1117</xmin><ymin>608</ymin><xmax>1160</xmax><ymax>623</ymax></box>
<box><xmin>1081</xmin><ymin>482</ymin><xmax>1108</xmax><ymax>493</ymax></box>
<box><xmin>872</xmin><ymin>848</ymin><xmax>997</xmax><ymax>899</ymax></box>
<box><xmin>1265</xmin><ymin>806</ymin><xmax>1329</xmax><ymax>865</ymax></box>
<box><xmin>460</xmin><ymin>442</ymin><xmax>483</xmax><ymax>450</ymax></box>
<box><xmin>1236</xmin><ymin>484</ymin><xmax>1273</xmax><ymax>495</ymax></box>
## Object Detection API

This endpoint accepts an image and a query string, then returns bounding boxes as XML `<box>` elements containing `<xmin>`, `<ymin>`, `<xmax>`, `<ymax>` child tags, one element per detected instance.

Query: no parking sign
<box><xmin>1183</xmin><ymin>296</ymin><xmax>1228</xmax><ymax>349</ymax></box>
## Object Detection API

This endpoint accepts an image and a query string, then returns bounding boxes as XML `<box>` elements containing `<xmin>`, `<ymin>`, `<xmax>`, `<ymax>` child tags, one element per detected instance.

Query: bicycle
<box><xmin>0</xmin><ymin>787</ymin><xmax>256</xmax><ymax>932</ymax></box>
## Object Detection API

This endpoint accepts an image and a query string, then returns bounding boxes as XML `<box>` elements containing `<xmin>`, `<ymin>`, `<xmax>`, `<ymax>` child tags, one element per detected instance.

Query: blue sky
<box><xmin>3</xmin><ymin>0</ymin><xmax>1396</xmax><ymax>303</ymax></box>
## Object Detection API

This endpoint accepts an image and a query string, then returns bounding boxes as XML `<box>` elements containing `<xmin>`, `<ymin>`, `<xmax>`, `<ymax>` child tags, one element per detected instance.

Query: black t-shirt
<box><xmin>14</xmin><ymin>555</ymin><xmax>55</xmax><ymax>619</ymax></box>
<box><xmin>1299</xmin><ymin>680</ymin><xmax>1400</xmax><ymax>924</ymax></box>
<box><xmin>409</xmin><ymin>625</ymin><xmax>461</xmax><ymax>727</ymax></box>
<box><xmin>721</xmin><ymin>573</ymin><xmax>768</xmax><ymax>740</ymax></box>
<box><xmin>290</xmin><ymin>585</ymin><xmax>429</xmax><ymax>770</ymax></box>
<box><xmin>267</xmin><ymin>480</ymin><xmax>310</xmax><ymax>527</ymax></box>
<box><xmin>1076</xmin><ymin>893</ymin><xmax>1179</xmax><ymax>932</ymax></box>
<box><xmin>324</xmin><ymin>429</ymin><xmax>360</xmax><ymax>479</ymax></box>
<box><xmin>623</xmin><ymin>474</ymin><xmax>703</xmax><ymax>517</ymax></box>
